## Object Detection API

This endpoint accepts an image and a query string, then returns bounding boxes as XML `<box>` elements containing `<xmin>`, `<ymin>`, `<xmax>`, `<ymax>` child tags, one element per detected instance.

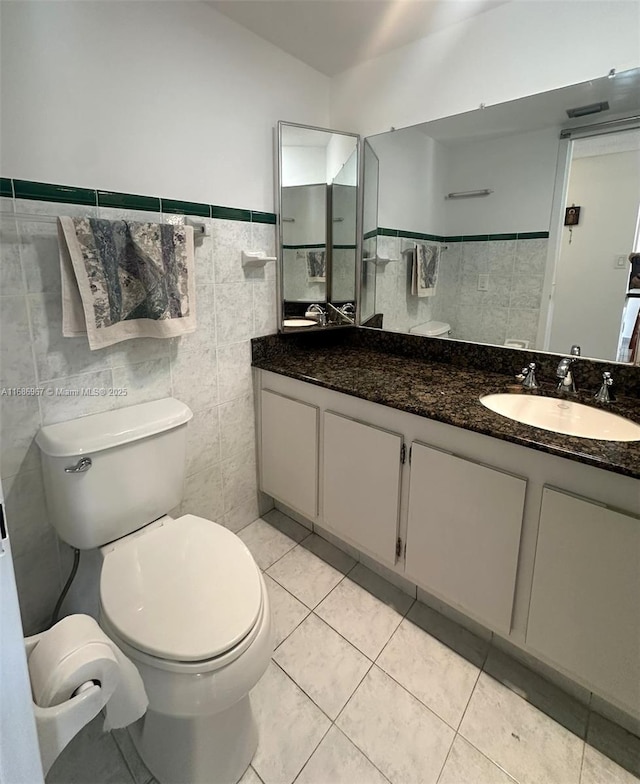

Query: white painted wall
<box><xmin>281</xmin><ymin>147</ymin><xmax>328</xmax><ymax>187</ymax></box>
<box><xmin>0</xmin><ymin>0</ymin><xmax>330</xmax><ymax>211</ymax></box>
<box><xmin>442</xmin><ymin>128</ymin><xmax>559</xmax><ymax>235</ymax></box>
<box><xmin>330</xmin><ymin>1</ymin><xmax>640</xmax><ymax>138</ymax></box>
<box><xmin>549</xmin><ymin>150</ymin><xmax>640</xmax><ymax>359</ymax></box>
<box><xmin>368</xmin><ymin>127</ymin><xmax>446</xmax><ymax>233</ymax></box>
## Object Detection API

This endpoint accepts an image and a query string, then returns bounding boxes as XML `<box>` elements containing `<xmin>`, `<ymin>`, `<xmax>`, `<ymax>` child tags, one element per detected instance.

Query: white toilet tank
<box><xmin>36</xmin><ymin>398</ymin><xmax>193</xmax><ymax>550</ymax></box>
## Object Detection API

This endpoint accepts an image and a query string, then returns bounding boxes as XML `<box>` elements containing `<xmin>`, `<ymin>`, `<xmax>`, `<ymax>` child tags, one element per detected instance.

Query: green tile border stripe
<box><xmin>517</xmin><ymin>231</ymin><xmax>550</xmax><ymax>240</ymax></box>
<box><xmin>211</xmin><ymin>205</ymin><xmax>251</xmax><ymax>222</ymax></box>
<box><xmin>13</xmin><ymin>179</ymin><xmax>97</xmax><ymax>206</ymax></box>
<box><xmin>97</xmin><ymin>191</ymin><xmax>161</xmax><ymax>212</ymax></box>
<box><xmin>250</xmin><ymin>210</ymin><xmax>276</xmax><ymax>225</ymax></box>
<box><xmin>0</xmin><ymin>178</ymin><xmax>13</xmax><ymax>198</ymax></box>
<box><xmin>382</xmin><ymin>227</ymin><xmax>550</xmax><ymax>242</ymax></box>
<box><xmin>283</xmin><ymin>244</ymin><xmax>326</xmax><ymax>250</ymax></box>
<box><xmin>1</xmin><ymin>177</ymin><xmax>277</xmax><ymax>223</ymax></box>
<box><xmin>161</xmin><ymin>198</ymin><xmax>210</xmax><ymax>218</ymax></box>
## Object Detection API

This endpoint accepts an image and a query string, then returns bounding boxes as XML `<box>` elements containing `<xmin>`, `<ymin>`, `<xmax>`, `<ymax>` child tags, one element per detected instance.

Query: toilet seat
<box><xmin>100</xmin><ymin>515</ymin><xmax>263</xmax><ymax>663</ymax></box>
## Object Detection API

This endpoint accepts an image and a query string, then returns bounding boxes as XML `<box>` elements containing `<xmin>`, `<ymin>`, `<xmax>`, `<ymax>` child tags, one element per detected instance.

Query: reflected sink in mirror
<box><xmin>282</xmin><ymin>318</ymin><xmax>316</xmax><ymax>328</ymax></box>
<box><xmin>480</xmin><ymin>394</ymin><xmax>640</xmax><ymax>442</ymax></box>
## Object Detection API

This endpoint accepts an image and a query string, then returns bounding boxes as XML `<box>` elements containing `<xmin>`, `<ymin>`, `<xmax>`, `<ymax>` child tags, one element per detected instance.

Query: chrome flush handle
<box><xmin>64</xmin><ymin>457</ymin><xmax>92</xmax><ymax>473</ymax></box>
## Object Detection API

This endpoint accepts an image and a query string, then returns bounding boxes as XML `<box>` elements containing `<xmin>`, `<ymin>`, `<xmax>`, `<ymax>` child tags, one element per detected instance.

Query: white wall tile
<box><xmin>218</xmin><ymin>393</ymin><xmax>256</xmax><ymax>458</ymax></box>
<box><xmin>212</xmin><ymin>218</ymin><xmax>252</xmax><ymax>284</ymax></box>
<box><xmin>0</xmin><ymin>295</ymin><xmax>36</xmax><ymax>385</ymax></box>
<box><xmin>217</xmin><ymin>340</ymin><xmax>252</xmax><ymax>403</ymax></box>
<box><xmin>222</xmin><ymin>494</ymin><xmax>260</xmax><ymax>533</ymax></box>
<box><xmin>3</xmin><ymin>467</ymin><xmax>49</xmax><ymax>559</ymax></box>
<box><xmin>111</xmin><ymin>357</ymin><xmax>171</xmax><ymax>407</ymax></box>
<box><xmin>13</xmin><ymin>537</ymin><xmax>62</xmax><ymax>634</ymax></box>
<box><xmin>29</xmin><ymin>292</ymin><xmax>111</xmax><ymax>382</ymax></box>
<box><xmin>39</xmin><ymin>368</ymin><xmax>115</xmax><ymax>425</ymax></box>
<box><xmin>221</xmin><ymin>447</ymin><xmax>257</xmax><ymax>513</ymax></box>
<box><xmin>108</xmin><ymin>336</ymin><xmax>171</xmax><ymax>368</ymax></box>
<box><xmin>215</xmin><ymin>282</ymin><xmax>253</xmax><ymax>344</ymax></box>
<box><xmin>170</xmin><ymin>344</ymin><xmax>218</xmax><ymax>412</ymax></box>
<box><xmin>252</xmin><ymin>280</ymin><xmax>278</xmax><ymax>337</ymax></box>
<box><xmin>171</xmin><ymin>283</ymin><xmax>217</xmax><ymax>354</ymax></box>
<box><xmin>0</xmin><ymin>391</ymin><xmax>41</xmax><ymax>478</ymax></box>
<box><xmin>182</xmin><ymin>463</ymin><xmax>224</xmax><ymax>522</ymax></box>
<box><xmin>17</xmin><ymin>218</ymin><xmax>63</xmax><ymax>294</ymax></box>
<box><xmin>0</xmin><ymin>217</ymin><xmax>24</xmax><ymax>296</ymax></box>
<box><xmin>185</xmin><ymin>404</ymin><xmax>221</xmax><ymax>476</ymax></box>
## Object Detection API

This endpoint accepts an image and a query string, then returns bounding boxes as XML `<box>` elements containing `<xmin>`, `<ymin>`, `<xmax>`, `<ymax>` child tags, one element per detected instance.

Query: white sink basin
<box><xmin>283</xmin><ymin>318</ymin><xmax>316</xmax><ymax>328</ymax></box>
<box><xmin>480</xmin><ymin>394</ymin><xmax>640</xmax><ymax>442</ymax></box>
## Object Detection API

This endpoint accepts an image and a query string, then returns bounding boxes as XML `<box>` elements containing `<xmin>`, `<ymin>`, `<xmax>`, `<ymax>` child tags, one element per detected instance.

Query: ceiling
<box><xmin>206</xmin><ymin>0</ymin><xmax>509</xmax><ymax>77</ymax></box>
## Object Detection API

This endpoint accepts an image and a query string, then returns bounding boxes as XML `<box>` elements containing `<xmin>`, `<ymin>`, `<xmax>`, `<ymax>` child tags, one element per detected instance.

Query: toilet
<box><xmin>35</xmin><ymin>398</ymin><xmax>272</xmax><ymax>784</ymax></box>
<box><xmin>409</xmin><ymin>320</ymin><xmax>451</xmax><ymax>337</ymax></box>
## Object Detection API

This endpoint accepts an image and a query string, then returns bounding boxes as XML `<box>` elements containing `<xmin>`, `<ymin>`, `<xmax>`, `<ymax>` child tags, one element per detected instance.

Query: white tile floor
<box><xmin>47</xmin><ymin>510</ymin><xmax>640</xmax><ymax>784</ymax></box>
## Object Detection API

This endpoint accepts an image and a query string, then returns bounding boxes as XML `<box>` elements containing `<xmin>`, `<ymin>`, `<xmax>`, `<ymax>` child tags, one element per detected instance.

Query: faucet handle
<box><xmin>570</xmin><ymin>344</ymin><xmax>581</xmax><ymax>356</ymax></box>
<box><xmin>516</xmin><ymin>362</ymin><xmax>539</xmax><ymax>390</ymax></box>
<box><xmin>594</xmin><ymin>371</ymin><xmax>614</xmax><ymax>403</ymax></box>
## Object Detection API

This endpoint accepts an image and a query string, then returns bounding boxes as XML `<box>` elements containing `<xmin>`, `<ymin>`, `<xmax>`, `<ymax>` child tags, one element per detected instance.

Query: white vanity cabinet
<box><xmin>259</xmin><ymin>389</ymin><xmax>319</xmax><ymax>519</ymax></box>
<box><xmin>526</xmin><ymin>487</ymin><xmax>640</xmax><ymax>714</ymax></box>
<box><xmin>323</xmin><ymin>412</ymin><xmax>403</xmax><ymax>565</ymax></box>
<box><xmin>405</xmin><ymin>442</ymin><xmax>526</xmax><ymax>635</ymax></box>
<box><xmin>256</xmin><ymin>368</ymin><xmax>640</xmax><ymax>718</ymax></box>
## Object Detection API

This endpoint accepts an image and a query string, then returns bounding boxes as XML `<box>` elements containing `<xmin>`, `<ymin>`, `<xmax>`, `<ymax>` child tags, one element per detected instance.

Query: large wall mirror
<box><xmin>361</xmin><ymin>68</ymin><xmax>640</xmax><ymax>364</ymax></box>
<box><xmin>277</xmin><ymin>121</ymin><xmax>359</xmax><ymax>331</ymax></box>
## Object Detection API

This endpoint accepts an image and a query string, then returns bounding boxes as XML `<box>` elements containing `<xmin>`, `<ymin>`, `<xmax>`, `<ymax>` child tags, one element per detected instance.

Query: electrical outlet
<box><xmin>614</xmin><ymin>254</ymin><xmax>627</xmax><ymax>269</ymax></box>
<box><xmin>478</xmin><ymin>274</ymin><xmax>489</xmax><ymax>291</ymax></box>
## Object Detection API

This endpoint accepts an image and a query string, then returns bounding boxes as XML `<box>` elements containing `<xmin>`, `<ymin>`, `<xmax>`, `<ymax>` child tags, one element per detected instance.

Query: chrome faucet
<box><xmin>594</xmin><ymin>371</ymin><xmax>614</xmax><ymax>403</ymax></box>
<box><xmin>516</xmin><ymin>362</ymin><xmax>539</xmax><ymax>390</ymax></box>
<box><xmin>556</xmin><ymin>344</ymin><xmax>580</xmax><ymax>394</ymax></box>
<box><xmin>327</xmin><ymin>302</ymin><xmax>355</xmax><ymax>325</ymax></box>
<box><xmin>305</xmin><ymin>303</ymin><xmax>327</xmax><ymax>326</ymax></box>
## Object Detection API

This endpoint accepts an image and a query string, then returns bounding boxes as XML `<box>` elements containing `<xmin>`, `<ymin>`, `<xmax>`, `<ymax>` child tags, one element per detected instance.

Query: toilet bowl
<box><xmin>409</xmin><ymin>320</ymin><xmax>451</xmax><ymax>337</ymax></box>
<box><xmin>36</xmin><ymin>400</ymin><xmax>272</xmax><ymax>784</ymax></box>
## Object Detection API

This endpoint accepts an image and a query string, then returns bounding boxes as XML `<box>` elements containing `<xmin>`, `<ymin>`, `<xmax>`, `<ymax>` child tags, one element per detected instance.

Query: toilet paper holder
<box><xmin>25</xmin><ymin>633</ymin><xmax>108</xmax><ymax>775</ymax></box>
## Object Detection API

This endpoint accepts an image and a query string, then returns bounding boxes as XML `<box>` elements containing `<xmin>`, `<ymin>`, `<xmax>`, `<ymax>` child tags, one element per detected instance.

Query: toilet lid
<box><xmin>100</xmin><ymin>515</ymin><xmax>262</xmax><ymax>662</ymax></box>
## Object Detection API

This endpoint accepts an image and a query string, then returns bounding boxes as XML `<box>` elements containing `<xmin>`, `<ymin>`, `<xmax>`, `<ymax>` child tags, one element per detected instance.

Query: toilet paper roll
<box><xmin>28</xmin><ymin>615</ymin><xmax>120</xmax><ymax>708</ymax></box>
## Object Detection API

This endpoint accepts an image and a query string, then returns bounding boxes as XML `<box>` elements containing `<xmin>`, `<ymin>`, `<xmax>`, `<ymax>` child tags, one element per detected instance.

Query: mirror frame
<box><xmin>276</xmin><ymin>120</ymin><xmax>362</xmax><ymax>333</ymax></box>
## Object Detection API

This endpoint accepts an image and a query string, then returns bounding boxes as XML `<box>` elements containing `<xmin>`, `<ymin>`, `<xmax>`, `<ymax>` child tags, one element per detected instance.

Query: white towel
<box><xmin>58</xmin><ymin>216</ymin><xmax>196</xmax><ymax>350</ymax></box>
<box><xmin>411</xmin><ymin>243</ymin><xmax>439</xmax><ymax>298</ymax></box>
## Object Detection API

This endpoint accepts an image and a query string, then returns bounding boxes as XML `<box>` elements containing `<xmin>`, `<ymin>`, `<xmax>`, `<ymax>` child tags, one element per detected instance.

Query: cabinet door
<box><xmin>527</xmin><ymin>487</ymin><xmax>640</xmax><ymax>712</ymax></box>
<box><xmin>405</xmin><ymin>442</ymin><xmax>526</xmax><ymax>634</ymax></box>
<box><xmin>260</xmin><ymin>389</ymin><xmax>318</xmax><ymax>519</ymax></box>
<box><xmin>323</xmin><ymin>412</ymin><xmax>402</xmax><ymax>564</ymax></box>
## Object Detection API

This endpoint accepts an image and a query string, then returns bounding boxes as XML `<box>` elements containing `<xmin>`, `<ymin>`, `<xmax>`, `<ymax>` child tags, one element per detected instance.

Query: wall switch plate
<box><xmin>614</xmin><ymin>254</ymin><xmax>627</xmax><ymax>269</ymax></box>
<box><xmin>478</xmin><ymin>274</ymin><xmax>489</xmax><ymax>291</ymax></box>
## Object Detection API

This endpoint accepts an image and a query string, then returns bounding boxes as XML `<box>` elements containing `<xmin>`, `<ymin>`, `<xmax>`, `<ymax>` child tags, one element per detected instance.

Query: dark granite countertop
<box><xmin>253</xmin><ymin>343</ymin><xmax>640</xmax><ymax>480</ymax></box>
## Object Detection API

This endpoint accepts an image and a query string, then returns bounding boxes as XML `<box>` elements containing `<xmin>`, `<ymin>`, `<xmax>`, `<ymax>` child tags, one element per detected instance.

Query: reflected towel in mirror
<box><xmin>299</xmin><ymin>249</ymin><xmax>326</xmax><ymax>282</ymax></box>
<box><xmin>411</xmin><ymin>243</ymin><xmax>439</xmax><ymax>297</ymax></box>
<box><xmin>58</xmin><ymin>217</ymin><xmax>196</xmax><ymax>350</ymax></box>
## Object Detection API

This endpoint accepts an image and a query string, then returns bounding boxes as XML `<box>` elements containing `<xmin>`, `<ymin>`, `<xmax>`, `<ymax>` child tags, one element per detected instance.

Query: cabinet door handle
<box><xmin>64</xmin><ymin>457</ymin><xmax>92</xmax><ymax>473</ymax></box>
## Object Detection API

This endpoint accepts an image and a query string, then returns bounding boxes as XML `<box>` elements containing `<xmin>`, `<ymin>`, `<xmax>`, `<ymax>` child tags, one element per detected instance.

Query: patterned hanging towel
<box><xmin>411</xmin><ymin>243</ymin><xmax>439</xmax><ymax>298</ymax></box>
<box><xmin>58</xmin><ymin>217</ymin><xmax>196</xmax><ymax>350</ymax></box>
<box><xmin>305</xmin><ymin>249</ymin><xmax>326</xmax><ymax>282</ymax></box>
